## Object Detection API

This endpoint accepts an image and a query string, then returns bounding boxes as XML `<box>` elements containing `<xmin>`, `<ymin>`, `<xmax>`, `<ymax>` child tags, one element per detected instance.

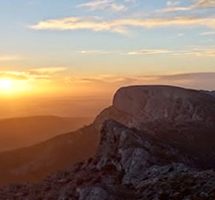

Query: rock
<box><xmin>95</xmin><ymin>86</ymin><xmax>215</xmax><ymax>129</ymax></box>
<box><xmin>77</xmin><ymin>186</ymin><xmax>117</xmax><ymax>200</ymax></box>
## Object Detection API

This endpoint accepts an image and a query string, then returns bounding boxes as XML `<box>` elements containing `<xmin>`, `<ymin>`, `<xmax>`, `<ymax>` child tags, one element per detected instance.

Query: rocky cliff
<box><xmin>1</xmin><ymin>85</ymin><xmax>215</xmax><ymax>199</ymax></box>
<box><xmin>95</xmin><ymin>86</ymin><xmax>215</xmax><ymax>129</ymax></box>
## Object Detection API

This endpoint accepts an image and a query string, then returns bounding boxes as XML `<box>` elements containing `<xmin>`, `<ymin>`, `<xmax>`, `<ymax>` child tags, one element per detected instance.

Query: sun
<box><xmin>0</xmin><ymin>79</ymin><xmax>12</xmax><ymax>89</ymax></box>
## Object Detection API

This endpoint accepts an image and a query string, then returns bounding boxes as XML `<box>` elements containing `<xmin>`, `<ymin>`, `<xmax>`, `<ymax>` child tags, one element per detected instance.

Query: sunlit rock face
<box><xmin>113</xmin><ymin>85</ymin><xmax>215</xmax><ymax>122</ymax></box>
<box><xmin>95</xmin><ymin>85</ymin><xmax>215</xmax><ymax>129</ymax></box>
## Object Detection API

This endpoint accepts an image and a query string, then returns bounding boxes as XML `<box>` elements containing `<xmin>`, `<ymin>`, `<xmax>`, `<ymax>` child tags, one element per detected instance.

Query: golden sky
<box><xmin>0</xmin><ymin>0</ymin><xmax>215</xmax><ymax>99</ymax></box>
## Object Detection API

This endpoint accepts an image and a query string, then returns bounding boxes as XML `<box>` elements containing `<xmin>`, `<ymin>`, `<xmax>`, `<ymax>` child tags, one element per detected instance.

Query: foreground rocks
<box><xmin>1</xmin><ymin>120</ymin><xmax>215</xmax><ymax>200</ymax></box>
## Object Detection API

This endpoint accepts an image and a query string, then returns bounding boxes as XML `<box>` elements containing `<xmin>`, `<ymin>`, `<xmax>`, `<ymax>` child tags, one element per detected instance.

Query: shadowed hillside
<box><xmin>0</xmin><ymin>116</ymin><xmax>93</xmax><ymax>152</ymax></box>
<box><xmin>0</xmin><ymin>124</ymin><xmax>99</xmax><ymax>184</ymax></box>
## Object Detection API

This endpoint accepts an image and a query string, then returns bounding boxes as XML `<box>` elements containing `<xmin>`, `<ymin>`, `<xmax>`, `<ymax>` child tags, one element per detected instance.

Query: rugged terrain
<box><xmin>1</xmin><ymin>120</ymin><xmax>215</xmax><ymax>199</ymax></box>
<box><xmin>1</xmin><ymin>85</ymin><xmax>215</xmax><ymax>199</ymax></box>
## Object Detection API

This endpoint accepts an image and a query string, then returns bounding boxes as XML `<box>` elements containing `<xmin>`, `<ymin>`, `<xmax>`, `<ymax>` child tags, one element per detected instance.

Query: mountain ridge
<box><xmin>1</xmin><ymin>85</ymin><xmax>215</xmax><ymax>199</ymax></box>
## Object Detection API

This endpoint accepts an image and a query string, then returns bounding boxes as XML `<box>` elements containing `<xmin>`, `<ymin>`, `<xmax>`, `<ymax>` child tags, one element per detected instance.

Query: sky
<box><xmin>0</xmin><ymin>0</ymin><xmax>215</xmax><ymax>102</ymax></box>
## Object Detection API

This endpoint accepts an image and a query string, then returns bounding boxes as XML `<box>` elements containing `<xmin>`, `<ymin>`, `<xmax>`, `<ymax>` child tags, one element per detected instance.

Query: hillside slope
<box><xmin>0</xmin><ymin>116</ymin><xmax>92</xmax><ymax>152</ymax></box>
<box><xmin>0</xmin><ymin>124</ymin><xmax>99</xmax><ymax>184</ymax></box>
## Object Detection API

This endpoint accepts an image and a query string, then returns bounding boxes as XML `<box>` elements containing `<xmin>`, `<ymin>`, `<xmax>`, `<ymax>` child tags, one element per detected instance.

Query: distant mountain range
<box><xmin>1</xmin><ymin>85</ymin><xmax>215</xmax><ymax>199</ymax></box>
<box><xmin>0</xmin><ymin>116</ymin><xmax>93</xmax><ymax>152</ymax></box>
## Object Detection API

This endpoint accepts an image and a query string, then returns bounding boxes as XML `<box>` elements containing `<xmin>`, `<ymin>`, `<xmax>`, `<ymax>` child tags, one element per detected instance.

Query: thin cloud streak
<box><xmin>75</xmin><ymin>48</ymin><xmax>215</xmax><ymax>57</ymax></box>
<box><xmin>30</xmin><ymin>16</ymin><xmax>215</xmax><ymax>34</ymax></box>
<box><xmin>128</xmin><ymin>49</ymin><xmax>170</xmax><ymax>55</ymax></box>
<box><xmin>31</xmin><ymin>67</ymin><xmax>67</xmax><ymax>74</ymax></box>
<box><xmin>77</xmin><ymin>0</ymin><xmax>127</xmax><ymax>12</ymax></box>
<box><xmin>0</xmin><ymin>67</ymin><xmax>67</xmax><ymax>82</ymax></box>
<box><xmin>201</xmin><ymin>31</ymin><xmax>215</xmax><ymax>35</ymax></box>
<box><xmin>0</xmin><ymin>55</ymin><xmax>23</xmax><ymax>62</ymax></box>
<box><xmin>159</xmin><ymin>0</ymin><xmax>215</xmax><ymax>13</ymax></box>
<box><xmin>128</xmin><ymin>48</ymin><xmax>215</xmax><ymax>57</ymax></box>
<box><xmin>68</xmin><ymin>72</ymin><xmax>215</xmax><ymax>90</ymax></box>
<box><xmin>193</xmin><ymin>0</ymin><xmax>215</xmax><ymax>8</ymax></box>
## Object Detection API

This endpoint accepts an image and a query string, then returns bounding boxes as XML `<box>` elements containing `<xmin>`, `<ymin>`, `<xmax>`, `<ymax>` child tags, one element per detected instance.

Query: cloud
<box><xmin>30</xmin><ymin>17</ymin><xmax>129</xmax><ymax>34</ymax></box>
<box><xmin>127</xmin><ymin>48</ymin><xmax>215</xmax><ymax>57</ymax></box>
<box><xmin>0</xmin><ymin>71</ymin><xmax>49</xmax><ymax>82</ymax></box>
<box><xmin>0</xmin><ymin>71</ymin><xmax>28</xmax><ymax>81</ymax></box>
<box><xmin>128</xmin><ymin>48</ymin><xmax>215</xmax><ymax>57</ymax></box>
<box><xmin>128</xmin><ymin>49</ymin><xmax>170</xmax><ymax>55</ymax></box>
<box><xmin>158</xmin><ymin>72</ymin><xmax>215</xmax><ymax>81</ymax></box>
<box><xmin>157</xmin><ymin>72</ymin><xmax>215</xmax><ymax>89</ymax></box>
<box><xmin>30</xmin><ymin>67</ymin><xmax>67</xmax><ymax>74</ymax></box>
<box><xmin>76</xmin><ymin>48</ymin><xmax>215</xmax><ymax>57</ymax></box>
<box><xmin>0</xmin><ymin>67</ymin><xmax>67</xmax><ymax>83</ymax></box>
<box><xmin>201</xmin><ymin>31</ymin><xmax>215</xmax><ymax>35</ymax></box>
<box><xmin>158</xmin><ymin>7</ymin><xmax>191</xmax><ymax>12</ymax></box>
<box><xmin>184</xmin><ymin>48</ymin><xmax>215</xmax><ymax>57</ymax></box>
<box><xmin>77</xmin><ymin>0</ymin><xmax>127</xmax><ymax>12</ymax></box>
<box><xmin>75</xmin><ymin>48</ymin><xmax>215</xmax><ymax>57</ymax></box>
<box><xmin>159</xmin><ymin>0</ymin><xmax>215</xmax><ymax>13</ymax></box>
<box><xmin>192</xmin><ymin>0</ymin><xmax>215</xmax><ymax>8</ymax></box>
<box><xmin>30</xmin><ymin>16</ymin><xmax>215</xmax><ymax>34</ymax></box>
<box><xmin>76</xmin><ymin>49</ymin><xmax>123</xmax><ymax>55</ymax></box>
<box><xmin>69</xmin><ymin>74</ymin><xmax>145</xmax><ymax>84</ymax></box>
<box><xmin>0</xmin><ymin>55</ymin><xmax>23</xmax><ymax>62</ymax></box>
<box><xmin>178</xmin><ymin>33</ymin><xmax>184</xmax><ymax>37</ymax></box>
<box><xmin>166</xmin><ymin>1</ymin><xmax>181</xmax><ymax>7</ymax></box>
<box><xmin>68</xmin><ymin>72</ymin><xmax>215</xmax><ymax>90</ymax></box>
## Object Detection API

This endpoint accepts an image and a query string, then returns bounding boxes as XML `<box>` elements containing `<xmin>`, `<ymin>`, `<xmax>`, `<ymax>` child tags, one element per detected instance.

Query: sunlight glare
<box><xmin>0</xmin><ymin>80</ymin><xmax>12</xmax><ymax>89</ymax></box>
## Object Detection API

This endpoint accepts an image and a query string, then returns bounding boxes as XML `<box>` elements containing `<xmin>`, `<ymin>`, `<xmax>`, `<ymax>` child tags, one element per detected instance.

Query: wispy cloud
<box><xmin>0</xmin><ymin>55</ymin><xmax>23</xmax><ymax>62</ymax></box>
<box><xmin>77</xmin><ymin>0</ymin><xmax>127</xmax><ymax>12</ymax></box>
<box><xmin>76</xmin><ymin>49</ymin><xmax>123</xmax><ymax>55</ymax></box>
<box><xmin>0</xmin><ymin>71</ymin><xmax>28</xmax><ymax>81</ymax></box>
<box><xmin>192</xmin><ymin>0</ymin><xmax>215</xmax><ymax>8</ymax></box>
<box><xmin>74</xmin><ymin>48</ymin><xmax>215</xmax><ymax>57</ymax></box>
<box><xmin>68</xmin><ymin>72</ymin><xmax>215</xmax><ymax>90</ymax></box>
<box><xmin>166</xmin><ymin>1</ymin><xmax>181</xmax><ymax>7</ymax></box>
<box><xmin>201</xmin><ymin>31</ymin><xmax>215</xmax><ymax>35</ymax></box>
<box><xmin>30</xmin><ymin>16</ymin><xmax>215</xmax><ymax>34</ymax></box>
<box><xmin>30</xmin><ymin>17</ymin><xmax>129</xmax><ymax>34</ymax></box>
<box><xmin>128</xmin><ymin>49</ymin><xmax>170</xmax><ymax>55</ymax></box>
<box><xmin>159</xmin><ymin>0</ymin><xmax>215</xmax><ymax>13</ymax></box>
<box><xmin>0</xmin><ymin>67</ymin><xmax>67</xmax><ymax>83</ymax></box>
<box><xmin>30</xmin><ymin>67</ymin><xmax>67</xmax><ymax>74</ymax></box>
<box><xmin>158</xmin><ymin>7</ymin><xmax>191</xmax><ymax>12</ymax></box>
<box><xmin>187</xmin><ymin>49</ymin><xmax>215</xmax><ymax>57</ymax></box>
<box><xmin>128</xmin><ymin>48</ymin><xmax>215</xmax><ymax>57</ymax></box>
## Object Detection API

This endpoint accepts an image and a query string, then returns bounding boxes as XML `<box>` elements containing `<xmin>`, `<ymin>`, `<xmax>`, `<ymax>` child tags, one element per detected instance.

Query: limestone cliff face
<box><xmin>95</xmin><ymin>85</ymin><xmax>215</xmax><ymax>129</ymax></box>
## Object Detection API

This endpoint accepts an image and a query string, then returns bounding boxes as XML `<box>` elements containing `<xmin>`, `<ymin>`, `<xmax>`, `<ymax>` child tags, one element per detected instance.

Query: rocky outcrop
<box><xmin>95</xmin><ymin>86</ymin><xmax>215</xmax><ymax>129</ymax></box>
<box><xmin>1</xmin><ymin>85</ymin><xmax>215</xmax><ymax>199</ymax></box>
<box><xmin>1</xmin><ymin>119</ymin><xmax>215</xmax><ymax>200</ymax></box>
